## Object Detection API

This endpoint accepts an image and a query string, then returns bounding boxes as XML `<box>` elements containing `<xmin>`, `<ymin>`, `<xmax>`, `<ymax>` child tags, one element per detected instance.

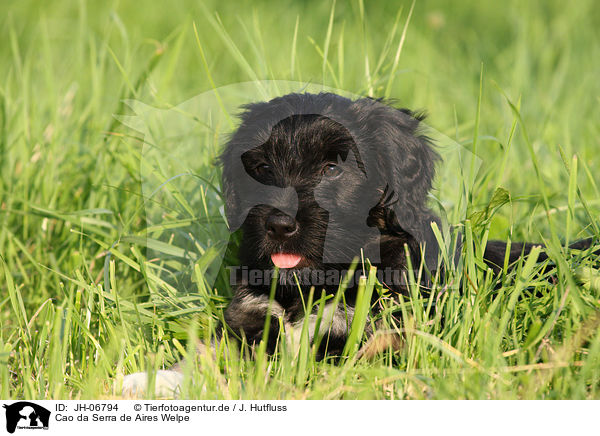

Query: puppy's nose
<box><xmin>266</xmin><ymin>213</ymin><xmax>298</xmax><ymax>240</ymax></box>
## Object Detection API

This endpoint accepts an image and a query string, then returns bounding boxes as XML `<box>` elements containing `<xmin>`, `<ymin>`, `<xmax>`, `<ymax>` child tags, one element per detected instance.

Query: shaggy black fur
<box><xmin>218</xmin><ymin>92</ymin><xmax>594</xmax><ymax>357</ymax></box>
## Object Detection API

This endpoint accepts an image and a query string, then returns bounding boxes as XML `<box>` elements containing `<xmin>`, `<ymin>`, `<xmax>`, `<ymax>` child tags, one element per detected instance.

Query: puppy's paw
<box><xmin>121</xmin><ymin>370</ymin><xmax>184</xmax><ymax>398</ymax></box>
<box><xmin>357</xmin><ymin>330</ymin><xmax>404</xmax><ymax>360</ymax></box>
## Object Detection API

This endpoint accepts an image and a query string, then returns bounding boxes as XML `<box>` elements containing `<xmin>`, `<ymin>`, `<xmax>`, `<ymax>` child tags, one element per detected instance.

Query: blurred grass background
<box><xmin>1</xmin><ymin>0</ymin><xmax>599</xmax><ymax>399</ymax></box>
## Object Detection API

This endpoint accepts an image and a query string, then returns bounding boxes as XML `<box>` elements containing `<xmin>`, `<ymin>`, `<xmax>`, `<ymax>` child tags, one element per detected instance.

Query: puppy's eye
<box><xmin>254</xmin><ymin>164</ymin><xmax>271</xmax><ymax>176</ymax></box>
<box><xmin>323</xmin><ymin>164</ymin><xmax>342</xmax><ymax>178</ymax></box>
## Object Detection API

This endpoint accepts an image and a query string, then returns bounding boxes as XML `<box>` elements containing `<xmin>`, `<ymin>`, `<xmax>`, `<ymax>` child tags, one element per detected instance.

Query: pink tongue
<box><xmin>271</xmin><ymin>253</ymin><xmax>302</xmax><ymax>269</ymax></box>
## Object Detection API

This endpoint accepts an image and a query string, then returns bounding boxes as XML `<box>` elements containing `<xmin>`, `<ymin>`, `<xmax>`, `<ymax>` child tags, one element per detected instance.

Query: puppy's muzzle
<box><xmin>266</xmin><ymin>212</ymin><xmax>298</xmax><ymax>241</ymax></box>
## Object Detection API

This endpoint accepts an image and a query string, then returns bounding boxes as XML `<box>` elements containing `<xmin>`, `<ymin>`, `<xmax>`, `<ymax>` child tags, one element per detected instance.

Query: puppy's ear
<box><xmin>365</xmin><ymin>102</ymin><xmax>441</xmax><ymax>270</ymax></box>
<box><xmin>219</xmin><ymin>141</ymin><xmax>242</xmax><ymax>231</ymax></box>
<box><xmin>219</xmin><ymin>103</ymin><xmax>270</xmax><ymax>231</ymax></box>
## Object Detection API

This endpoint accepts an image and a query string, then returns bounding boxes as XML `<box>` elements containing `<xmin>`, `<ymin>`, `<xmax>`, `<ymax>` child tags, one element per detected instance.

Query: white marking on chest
<box><xmin>239</xmin><ymin>293</ymin><xmax>285</xmax><ymax>318</ymax></box>
<box><xmin>285</xmin><ymin>302</ymin><xmax>354</xmax><ymax>352</ymax></box>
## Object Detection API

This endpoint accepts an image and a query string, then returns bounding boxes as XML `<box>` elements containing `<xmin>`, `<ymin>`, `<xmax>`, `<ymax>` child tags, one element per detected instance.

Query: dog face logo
<box><xmin>120</xmin><ymin>81</ymin><xmax>477</xmax><ymax>293</ymax></box>
<box><xmin>2</xmin><ymin>402</ymin><xmax>51</xmax><ymax>433</ymax></box>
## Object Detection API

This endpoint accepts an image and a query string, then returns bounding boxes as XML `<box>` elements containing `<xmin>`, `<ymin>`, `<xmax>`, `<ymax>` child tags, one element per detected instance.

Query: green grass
<box><xmin>1</xmin><ymin>0</ymin><xmax>600</xmax><ymax>400</ymax></box>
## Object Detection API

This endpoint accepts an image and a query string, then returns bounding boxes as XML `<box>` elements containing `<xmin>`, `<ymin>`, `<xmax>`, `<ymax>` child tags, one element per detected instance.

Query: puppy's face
<box><xmin>221</xmin><ymin>93</ymin><xmax>439</xmax><ymax>283</ymax></box>
<box><xmin>241</xmin><ymin>114</ymin><xmax>372</xmax><ymax>270</ymax></box>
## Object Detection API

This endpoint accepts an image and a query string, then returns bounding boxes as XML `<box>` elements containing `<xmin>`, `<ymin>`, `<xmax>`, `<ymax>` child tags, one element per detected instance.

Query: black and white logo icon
<box><xmin>2</xmin><ymin>402</ymin><xmax>50</xmax><ymax>433</ymax></box>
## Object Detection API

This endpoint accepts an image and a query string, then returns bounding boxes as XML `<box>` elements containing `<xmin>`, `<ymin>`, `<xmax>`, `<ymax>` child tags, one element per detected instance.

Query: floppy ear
<box><xmin>219</xmin><ymin>103</ymin><xmax>270</xmax><ymax>231</ymax></box>
<box><xmin>219</xmin><ymin>141</ymin><xmax>242</xmax><ymax>231</ymax></box>
<box><xmin>365</xmin><ymin>103</ymin><xmax>441</xmax><ymax>270</ymax></box>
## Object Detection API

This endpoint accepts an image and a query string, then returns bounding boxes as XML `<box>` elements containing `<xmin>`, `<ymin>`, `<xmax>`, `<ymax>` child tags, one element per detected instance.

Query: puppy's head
<box><xmin>220</xmin><ymin>93</ymin><xmax>440</xmax><ymax>282</ymax></box>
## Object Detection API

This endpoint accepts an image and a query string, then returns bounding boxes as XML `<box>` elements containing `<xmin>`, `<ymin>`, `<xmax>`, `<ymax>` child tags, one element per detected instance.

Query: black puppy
<box><xmin>220</xmin><ymin>92</ymin><xmax>441</xmax><ymax>355</ymax></box>
<box><xmin>220</xmin><ymin>92</ymin><xmax>595</xmax><ymax>355</ymax></box>
<box><xmin>122</xmin><ymin>92</ymin><xmax>594</xmax><ymax>395</ymax></box>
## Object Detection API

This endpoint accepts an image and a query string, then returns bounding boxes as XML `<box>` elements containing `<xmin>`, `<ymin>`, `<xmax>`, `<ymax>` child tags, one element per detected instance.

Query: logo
<box><xmin>2</xmin><ymin>402</ymin><xmax>50</xmax><ymax>433</ymax></box>
<box><xmin>116</xmin><ymin>80</ymin><xmax>477</xmax><ymax>296</ymax></box>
